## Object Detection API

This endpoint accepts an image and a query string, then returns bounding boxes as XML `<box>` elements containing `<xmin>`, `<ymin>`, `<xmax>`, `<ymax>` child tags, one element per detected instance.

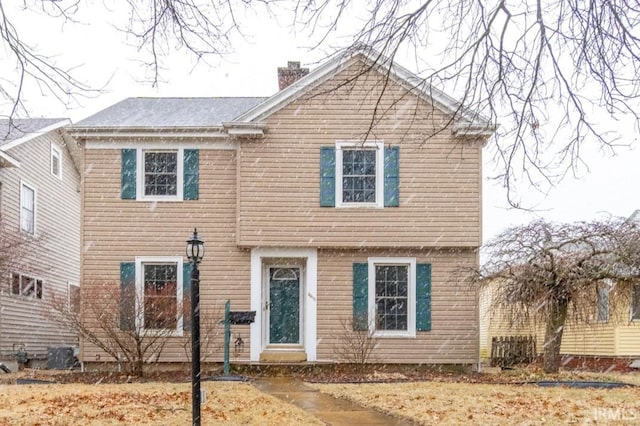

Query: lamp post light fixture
<box><xmin>186</xmin><ymin>228</ymin><xmax>204</xmax><ymax>426</ymax></box>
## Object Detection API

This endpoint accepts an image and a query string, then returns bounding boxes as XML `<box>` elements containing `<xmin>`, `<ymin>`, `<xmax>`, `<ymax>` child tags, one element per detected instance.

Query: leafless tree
<box><xmin>2</xmin><ymin>1</ymin><xmax>640</xmax><ymax>200</ymax></box>
<box><xmin>48</xmin><ymin>280</ymin><xmax>179</xmax><ymax>377</ymax></box>
<box><xmin>475</xmin><ymin>217</ymin><xmax>640</xmax><ymax>373</ymax></box>
<box><xmin>0</xmin><ymin>215</ymin><xmax>45</xmax><ymax>281</ymax></box>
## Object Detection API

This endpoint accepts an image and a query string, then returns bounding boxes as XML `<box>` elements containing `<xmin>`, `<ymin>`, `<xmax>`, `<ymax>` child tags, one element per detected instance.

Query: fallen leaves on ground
<box><xmin>309</xmin><ymin>381</ymin><xmax>640</xmax><ymax>425</ymax></box>
<box><xmin>0</xmin><ymin>382</ymin><xmax>323</xmax><ymax>425</ymax></box>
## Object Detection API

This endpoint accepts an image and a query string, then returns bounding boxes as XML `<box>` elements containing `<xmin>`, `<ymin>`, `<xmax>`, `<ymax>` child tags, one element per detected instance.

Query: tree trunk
<box><xmin>543</xmin><ymin>298</ymin><xmax>569</xmax><ymax>373</ymax></box>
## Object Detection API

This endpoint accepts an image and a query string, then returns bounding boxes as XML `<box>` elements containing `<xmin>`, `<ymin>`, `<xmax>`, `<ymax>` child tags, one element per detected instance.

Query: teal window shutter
<box><xmin>320</xmin><ymin>146</ymin><xmax>336</xmax><ymax>207</ymax></box>
<box><xmin>121</xmin><ymin>149</ymin><xmax>137</xmax><ymax>199</ymax></box>
<box><xmin>384</xmin><ymin>146</ymin><xmax>399</xmax><ymax>207</ymax></box>
<box><xmin>183</xmin><ymin>262</ymin><xmax>192</xmax><ymax>331</ymax></box>
<box><xmin>416</xmin><ymin>263</ymin><xmax>432</xmax><ymax>331</ymax></box>
<box><xmin>353</xmin><ymin>263</ymin><xmax>369</xmax><ymax>330</ymax></box>
<box><xmin>120</xmin><ymin>262</ymin><xmax>136</xmax><ymax>331</ymax></box>
<box><xmin>183</xmin><ymin>149</ymin><xmax>199</xmax><ymax>200</ymax></box>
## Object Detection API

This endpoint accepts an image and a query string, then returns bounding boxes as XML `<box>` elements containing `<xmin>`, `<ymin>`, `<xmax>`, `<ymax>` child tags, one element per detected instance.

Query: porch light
<box><xmin>186</xmin><ymin>228</ymin><xmax>205</xmax><ymax>263</ymax></box>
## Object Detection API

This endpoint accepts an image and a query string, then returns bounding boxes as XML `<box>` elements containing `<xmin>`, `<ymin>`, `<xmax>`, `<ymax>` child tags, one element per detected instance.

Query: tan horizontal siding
<box><xmin>81</xmin><ymin>149</ymin><xmax>251</xmax><ymax>363</ymax></box>
<box><xmin>316</xmin><ymin>248</ymin><xmax>478</xmax><ymax>364</ymax></box>
<box><xmin>238</xmin><ymin>63</ymin><xmax>483</xmax><ymax>248</ymax></box>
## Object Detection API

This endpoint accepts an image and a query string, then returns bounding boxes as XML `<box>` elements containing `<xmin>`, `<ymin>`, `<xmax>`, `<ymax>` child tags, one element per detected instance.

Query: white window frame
<box><xmin>136</xmin><ymin>149</ymin><xmax>184</xmax><ymax>202</ymax></box>
<box><xmin>135</xmin><ymin>256</ymin><xmax>183</xmax><ymax>335</ymax></box>
<box><xmin>51</xmin><ymin>144</ymin><xmax>62</xmax><ymax>179</ymax></box>
<box><xmin>596</xmin><ymin>281</ymin><xmax>610</xmax><ymax>323</ymax></box>
<box><xmin>68</xmin><ymin>281</ymin><xmax>80</xmax><ymax>313</ymax></box>
<box><xmin>368</xmin><ymin>257</ymin><xmax>416</xmax><ymax>338</ymax></box>
<box><xmin>10</xmin><ymin>272</ymin><xmax>44</xmax><ymax>299</ymax></box>
<box><xmin>631</xmin><ymin>283</ymin><xmax>640</xmax><ymax>322</ymax></box>
<box><xmin>19</xmin><ymin>180</ymin><xmax>36</xmax><ymax>235</ymax></box>
<box><xmin>336</xmin><ymin>141</ymin><xmax>384</xmax><ymax>208</ymax></box>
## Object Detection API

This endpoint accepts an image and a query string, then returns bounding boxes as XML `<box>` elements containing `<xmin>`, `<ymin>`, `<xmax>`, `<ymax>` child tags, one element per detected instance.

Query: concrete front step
<box><xmin>259</xmin><ymin>351</ymin><xmax>307</xmax><ymax>363</ymax></box>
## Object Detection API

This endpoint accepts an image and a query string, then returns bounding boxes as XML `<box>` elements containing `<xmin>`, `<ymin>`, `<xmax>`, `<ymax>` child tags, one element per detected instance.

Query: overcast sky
<box><xmin>3</xmin><ymin>3</ymin><xmax>639</xmax><ymax>243</ymax></box>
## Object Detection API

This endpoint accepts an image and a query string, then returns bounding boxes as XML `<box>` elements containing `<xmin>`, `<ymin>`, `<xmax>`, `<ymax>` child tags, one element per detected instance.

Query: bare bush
<box><xmin>48</xmin><ymin>280</ymin><xmax>179</xmax><ymax>377</ymax></box>
<box><xmin>332</xmin><ymin>317</ymin><xmax>378</xmax><ymax>366</ymax></box>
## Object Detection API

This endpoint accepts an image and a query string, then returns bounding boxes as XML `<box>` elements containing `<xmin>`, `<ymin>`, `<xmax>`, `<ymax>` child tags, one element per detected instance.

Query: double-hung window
<box><xmin>139</xmin><ymin>149</ymin><xmax>183</xmax><ymax>200</ymax></box>
<box><xmin>120</xmin><ymin>257</ymin><xmax>184</xmax><ymax>334</ymax></box>
<box><xmin>143</xmin><ymin>263</ymin><xmax>179</xmax><ymax>330</ymax></box>
<box><xmin>20</xmin><ymin>181</ymin><xmax>36</xmax><ymax>234</ymax></box>
<box><xmin>320</xmin><ymin>141</ymin><xmax>399</xmax><ymax>208</ymax></box>
<box><xmin>353</xmin><ymin>258</ymin><xmax>431</xmax><ymax>337</ymax></box>
<box><xmin>122</xmin><ymin>148</ymin><xmax>198</xmax><ymax>201</ymax></box>
<box><xmin>336</xmin><ymin>141</ymin><xmax>384</xmax><ymax>207</ymax></box>
<box><xmin>368</xmin><ymin>258</ymin><xmax>416</xmax><ymax>337</ymax></box>
<box><xmin>51</xmin><ymin>144</ymin><xmax>62</xmax><ymax>179</ymax></box>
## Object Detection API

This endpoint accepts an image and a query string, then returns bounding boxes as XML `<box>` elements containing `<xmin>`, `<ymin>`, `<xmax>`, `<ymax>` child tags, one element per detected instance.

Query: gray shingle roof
<box><xmin>0</xmin><ymin>118</ymin><xmax>67</xmax><ymax>147</ymax></box>
<box><xmin>76</xmin><ymin>97</ymin><xmax>268</xmax><ymax>128</ymax></box>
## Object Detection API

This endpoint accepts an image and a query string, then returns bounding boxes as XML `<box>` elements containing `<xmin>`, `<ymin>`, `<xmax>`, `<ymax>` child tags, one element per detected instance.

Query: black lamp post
<box><xmin>186</xmin><ymin>228</ymin><xmax>204</xmax><ymax>426</ymax></box>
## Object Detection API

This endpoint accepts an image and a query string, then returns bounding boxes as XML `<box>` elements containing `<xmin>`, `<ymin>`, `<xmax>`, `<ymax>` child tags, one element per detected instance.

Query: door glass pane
<box><xmin>269</xmin><ymin>267</ymin><xmax>300</xmax><ymax>344</ymax></box>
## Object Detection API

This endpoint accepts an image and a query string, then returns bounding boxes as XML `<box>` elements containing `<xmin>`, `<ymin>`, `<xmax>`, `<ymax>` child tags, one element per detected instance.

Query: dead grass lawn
<box><xmin>0</xmin><ymin>381</ymin><xmax>323</xmax><ymax>425</ymax></box>
<box><xmin>310</xmin><ymin>381</ymin><xmax>640</xmax><ymax>425</ymax></box>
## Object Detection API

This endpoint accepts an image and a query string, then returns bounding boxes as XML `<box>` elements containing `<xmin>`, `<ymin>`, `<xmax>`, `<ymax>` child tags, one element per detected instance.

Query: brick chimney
<box><xmin>277</xmin><ymin>61</ymin><xmax>310</xmax><ymax>90</ymax></box>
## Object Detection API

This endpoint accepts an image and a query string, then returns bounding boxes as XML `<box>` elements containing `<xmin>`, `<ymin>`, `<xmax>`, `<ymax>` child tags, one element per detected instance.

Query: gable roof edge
<box><xmin>1</xmin><ymin>118</ymin><xmax>71</xmax><ymax>151</ymax></box>
<box><xmin>232</xmin><ymin>48</ymin><xmax>495</xmax><ymax>136</ymax></box>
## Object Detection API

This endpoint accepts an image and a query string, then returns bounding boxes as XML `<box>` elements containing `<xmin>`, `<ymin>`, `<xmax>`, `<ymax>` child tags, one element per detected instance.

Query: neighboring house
<box><xmin>480</xmin><ymin>278</ymin><xmax>640</xmax><ymax>368</ymax></box>
<box><xmin>0</xmin><ymin>118</ymin><xmax>82</xmax><ymax>364</ymax></box>
<box><xmin>70</xmin><ymin>50</ymin><xmax>494</xmax><ymax>367</ymax></box>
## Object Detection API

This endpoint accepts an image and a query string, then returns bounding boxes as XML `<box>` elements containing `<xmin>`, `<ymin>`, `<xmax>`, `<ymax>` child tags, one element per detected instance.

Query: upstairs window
<box><xmin>51</xmin><ymin>145</ymin><xmax>62</xmax><ymax>179</ymax></box>
<box><xmin>121</xmin><ymin>148</ymin><xmax>198</xmax><ymax>201</ymax></box>
<box><xmin>20</xmin><ymin>182</ymin><xmax>36</xmax><ymax>234</ymax></box>
<box><xmin>320</xmin><ymin>142</ymin><xmax>398</xmax><ymax>208</ymax></box>
<box><xmin>336</xmin><ymin>142</ymin><xmax>384</xmax><ymax>207</ymax></box>
<box><xmin>144</xmin><ymin>151</ymin><xmax>179</xmax><ymax>197</ymax></box>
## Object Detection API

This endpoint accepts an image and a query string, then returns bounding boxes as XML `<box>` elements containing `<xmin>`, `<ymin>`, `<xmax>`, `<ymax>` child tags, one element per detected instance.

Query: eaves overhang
<box><xmin>0</xmin><ymin>150</ymin><xmax>20</xmax><ymax>168</ymax></box>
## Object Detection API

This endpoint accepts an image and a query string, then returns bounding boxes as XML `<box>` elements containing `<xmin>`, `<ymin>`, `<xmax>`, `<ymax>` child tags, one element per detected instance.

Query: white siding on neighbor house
<box><xmin>0</xmin><ymin>131</ymin><xmax>81</xmax><ymax>358</ymax></box>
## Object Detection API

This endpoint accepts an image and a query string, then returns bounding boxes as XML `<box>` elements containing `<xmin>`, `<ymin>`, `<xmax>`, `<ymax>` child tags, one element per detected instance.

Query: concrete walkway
<box><xmin>254</xmin><ymin>378</ymin><xmax>415</xmax><ymax>425</ymax></box>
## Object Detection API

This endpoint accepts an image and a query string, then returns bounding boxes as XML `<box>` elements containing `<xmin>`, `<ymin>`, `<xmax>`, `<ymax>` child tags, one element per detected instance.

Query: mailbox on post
<box><xmin>222</xmin><ymin>301</ymin><xmax>256</xmax><ymax>375</ymax></box>
<box><xmin>228</xmin><ymin>311</ymin><xmax>256</xmax><ymax>325</ymax></box>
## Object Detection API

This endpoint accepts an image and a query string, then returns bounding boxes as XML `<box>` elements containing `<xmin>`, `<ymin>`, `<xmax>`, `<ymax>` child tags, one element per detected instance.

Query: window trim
<box><xmin>367</xmin><ymin>257</ymin><xmax>416</xmax><ymax>338</ymax></box>
<box><xmin>135</xmin><ymin>256</ymin><xmax>184</xmax><ymax>335</ymax></box>
<box><xmin>136</xmin><ymin>149</ymin><xmax>184</xmax><ymax>202</ymax></box>
<box><xmin>596</xmin><ymin>281</ymin><xmax>611</xmax><ymax>323</ymax></box>
<box><xmin>51</xmin><ymin>144</ymin><xmax>62</xmax><ymax>179</ymax></box>
<box><xmin>336</xmin><ymin>141</ymin><xmax>384</xmax><ymax>208</ymax></box>
<box><xmin>631</xmin><ymin>283</ymin><xmax>640</xmax><ymax>322</ymax></box>
<box><xmin>10</xmin><ymin>272</ymin><xmax>44</xmax><ymax>299</ymax></box>
<box><xmin>68</xmin><ymin>281</ymin><xmax>80</xmax><ymax>313</ymax></box>
<box><xmin>19</xmin><ymin>180</ymin><xmax>36</xmax><ymax>235</ymax></box>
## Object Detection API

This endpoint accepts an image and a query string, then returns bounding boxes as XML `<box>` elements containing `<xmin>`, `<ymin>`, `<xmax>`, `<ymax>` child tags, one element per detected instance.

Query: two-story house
<box><xmin>0</xmin><ymin>118</ymin><xmax>81</xmax><ymax>366</ymax></box>
<box><xmin>70</xmin><ymin>50</ymin><xmax>494</xmax><ymax>367</ymax></box>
